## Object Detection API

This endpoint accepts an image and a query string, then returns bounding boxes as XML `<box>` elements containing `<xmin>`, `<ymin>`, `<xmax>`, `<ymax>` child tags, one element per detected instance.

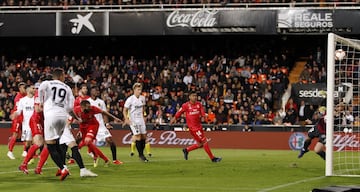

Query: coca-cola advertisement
<box><xmin>166</xmin><ymin>9</ymin><xmax>219</xmax><ymax>28</ymax></box>
<box><xmin>164</xmin><ymin>9</ymin><xmax>276</xmax><ymax>35</ymax></box>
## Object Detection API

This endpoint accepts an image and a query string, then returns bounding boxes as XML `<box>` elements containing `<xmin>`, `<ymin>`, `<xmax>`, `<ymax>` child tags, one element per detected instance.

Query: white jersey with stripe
<box><xmin>124</xmin><ymin>95</ymin><xmax>146</xmax><ymax>124</ymax></box>
<box><xmin>38</xmin><ymin>80</ymin><xmax>74</xmax><ymax>115</ymax></box>
<box><xmin>87</xmin><ymin>97</ymin><xmax>106</xmax><ymax>128</ymax></box>
<box><xmin>16</xmin><ymin>96</ymin><xmax>35</xmax><ymax>128</ymax></box>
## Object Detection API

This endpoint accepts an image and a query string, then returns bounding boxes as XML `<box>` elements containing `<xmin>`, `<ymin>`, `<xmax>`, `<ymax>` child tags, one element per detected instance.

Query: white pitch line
<box><xmin>258</xmin><ymin>176</ymin><xmax>326</xmax><ymax>192</ymax></box>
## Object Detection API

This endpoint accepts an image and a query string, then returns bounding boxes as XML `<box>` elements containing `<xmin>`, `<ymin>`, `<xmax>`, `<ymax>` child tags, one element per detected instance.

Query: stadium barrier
<box><xmin>0</xmin><ymin>123</ymin><xmax>357</xmax><ymax>150</ymax></box>
<box><xmin>0</xmin><ymin>123</ymin><xmax>316</xmax><ymax>150</ymax></box>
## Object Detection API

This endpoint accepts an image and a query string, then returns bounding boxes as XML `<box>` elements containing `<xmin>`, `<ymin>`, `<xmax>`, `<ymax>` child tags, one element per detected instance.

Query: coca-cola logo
<box><xmin>166</xmin><ymin>9</ymin><xmax>218</xmax><ymax>28</ymax></box>
<box><xmin>333</xmin><ymin>134</ymin><xmax>360</xmax><ymax>151</ymax></box>
<box><xmin>122</xmin><ymin>131</ymin><xmax>197</xmax><ymax>146</ymax></box>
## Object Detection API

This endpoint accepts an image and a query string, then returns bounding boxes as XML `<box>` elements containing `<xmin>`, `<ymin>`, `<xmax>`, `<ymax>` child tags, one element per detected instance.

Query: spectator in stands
<box><xmin>240</xmin><ymin>115</ymin><xmax>252</xmax><ymax>132</ymax></box>
<box><xmin>285</xmin><ymin>98</ymin><xmax>298</xmax><ymax>113</ymax></box>
<box><xmin>299</xmin><ymin>64</ymin><xmax>312</xmax><ymax>83</ymax></box>
<box><xmin>205</xmin><ymin>107</ymin><xmax>216</xmax><ymax>124</ymax></box>
<box><xmin>283</xmin><ymin>106</ymin><xmax>297</xmax><ymax>126</ymax></box>
<box><xmin>273</xmin><ymin>110</ymin><xmax>284</xmax><ymax>125</ymax></box>
<box><xmin>183</xmin><ymin>71</ymin><xmax>193</xmax><ymax>86</ymax></box>
<box><xmin>215</xmin><ymin>105</ymin><xmax>227</xmax><ymax>125</ymax></box>
<box><xmin>223</xmin><ymin>89</ymin><xmax>234</xmax><ymax>104</ymax></box>
<box><xmin>298</xmin><ymin>100</ymin><xmax>315</xmax><ymax>126</ymax></box>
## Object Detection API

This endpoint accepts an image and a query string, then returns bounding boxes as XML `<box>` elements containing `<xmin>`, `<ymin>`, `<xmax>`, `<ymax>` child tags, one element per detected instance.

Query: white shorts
<box><xmin>130</xmin><ymin>122</ymin><xmax>147</xmax><ymax>136</ymax></box>
<box><xmin>44</xmin><ymin>114</ymin><xmax>67</xmax><ymax>141</ymax></box>
<box><xmin>96</xmin><ymin>126</ymin><xmax>112</xmax><ymax>142</ymax></box>
<box><xmin>59</xmin><ymin>124</ymin><xmax>75</xmax><ymax>145</ymax></box>
<box><xmin>21</xmin><ymin>125</ymin><xmax>32</xmax><ymax>141</ymax></box>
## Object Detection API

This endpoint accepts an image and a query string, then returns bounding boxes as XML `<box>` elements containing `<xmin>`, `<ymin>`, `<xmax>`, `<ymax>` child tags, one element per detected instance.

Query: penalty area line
<box><xmin>258</xmin><ymin>176</ymin><xmax>326</xmax><ymax>192</ymax></box>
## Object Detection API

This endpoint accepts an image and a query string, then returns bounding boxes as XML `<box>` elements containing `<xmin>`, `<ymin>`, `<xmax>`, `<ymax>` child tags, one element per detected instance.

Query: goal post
<box><xmin>326</xmin><ymin>33</ymin><xmax>335</xmax><ymax>176</ymax></box>
<box><xmin>326</xmin><ymin>33</ymin><xmax>360</xmax><ymax>176</ymax></box>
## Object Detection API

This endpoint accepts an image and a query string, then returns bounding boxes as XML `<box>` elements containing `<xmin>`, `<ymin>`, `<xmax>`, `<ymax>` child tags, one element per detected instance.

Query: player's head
<box><xmin>188</xmin><ymin>91</ymin><xmax>197</xmax><ymax>103</ymax></box>
<box><xmin>52</xmin><ymin>68</ymin><xmax>65</xmax><ymax>82</ymax></box>
<box><xmin>318</xmin><ymin>106</ymin><xmax>326</xmax><ymax>116</ymax></box>
<box><xmin>18</xmin><ymin>82</ymin><xmax>26</xmax><ymax>94</ymax></box>
<box><xmin>25</xmin><ymin>84</ymin><xmax>36</xmax><ymax>96</ymax></box>
<box><xmin>132</xmin><ymin>83</ymin><xmax>142</xmax><ymax>97</ymax></box>
<box><xmin>90</xmin><ymin>86</ymin><xmax>99</xmax><ymax>98</ymax></box>
<box><xmin>79</xmin><ymin>84</ymin><xmax>88</xmax><ymax>96</ymax></box>
<box><xmin>80</xmin><ymin>100</ymin><xmax>91</xmax><ymax>113</ymax></box>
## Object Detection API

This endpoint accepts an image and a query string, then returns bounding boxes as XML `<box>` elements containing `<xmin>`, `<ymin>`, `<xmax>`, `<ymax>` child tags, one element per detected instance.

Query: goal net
<box><xmin>326</xmin><ymin>33</ymin><xmax>360</xmax><ymax>176</ymax></box>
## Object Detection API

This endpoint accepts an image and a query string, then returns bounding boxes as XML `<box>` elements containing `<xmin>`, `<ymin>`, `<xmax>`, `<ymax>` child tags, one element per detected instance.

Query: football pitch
<box><xmin>0</xmin><ymin>145</ymin><xmax>359</xmax><ymax>192</ymax></box>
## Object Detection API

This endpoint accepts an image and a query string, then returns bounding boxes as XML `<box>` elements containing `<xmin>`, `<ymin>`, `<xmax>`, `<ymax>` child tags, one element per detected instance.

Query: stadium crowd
<box><xmin>0</xmin><ymin>50</ymin><xmax>297</xmax><ymax>129</ymax></box>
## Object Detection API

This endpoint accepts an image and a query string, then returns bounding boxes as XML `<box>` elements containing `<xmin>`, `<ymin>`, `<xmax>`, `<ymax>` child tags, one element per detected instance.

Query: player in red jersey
<box><xmin>7</xmin><ymin>82</ymin><xmax>27</xmax><ymax>160</ymax></box>
<box><xmin>74</xmin><ymin>84</ymin><xmax>90</xmax><ymax>108</ymax></box>
<box><xmin>170</xmin><ymin>91</ymin><xmax>222</xmax><ymax>163</ymax></box>
<box><xmin>74</xmin><ymin>100</ymin><xmax>121</xmax><ymax>166</ymax></box>
<box><xmin>72</xmin><ymin>84</ymin><xmax>95</xmax><ymax>159</ymax></box>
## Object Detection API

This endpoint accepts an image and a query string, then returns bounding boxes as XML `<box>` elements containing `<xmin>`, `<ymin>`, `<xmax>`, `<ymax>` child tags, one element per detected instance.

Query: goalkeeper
<box><xmin>298</xmin><ymin>106</ymin><xmax>327</xmax><ymax>160</ymax></box>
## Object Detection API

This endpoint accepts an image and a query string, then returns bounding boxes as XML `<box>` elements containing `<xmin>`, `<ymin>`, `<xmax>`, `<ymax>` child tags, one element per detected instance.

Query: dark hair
<box><xmin>24</xmin><ymin>84</ymin><xmax>31</xmax><ymax>90</ymax></box>
<box><xmin>80</xmin><ymin>84</ymin><xmax>87</xmax><ymax>89</ymax></box>
<box><xmin>80</xmin><ymin>100</ymin><xmax>90</xmax><ymax>106</ymax></box>
<box><xmin>40</xmin><ymin>74</ymin><xmax>53</xmax><ymax>81</ymax></box>
<box><xmin>90</xmin><ymin>86</ymin><xmax>98</xmax><ymax>90</ymax></box>
<box><xmin>189</xmin><ymin>91</ymin><xmax>197</xmax><ymax>95</ymax></box>
<box><xmin>18</xmin><ymin>82</ymin><xmax>26</xmax><ymax>88</ymax></box>
<box><xmin>52</xmin><ymin>68</ymin><xmax>64</xmax><ymax>79</ymax></box>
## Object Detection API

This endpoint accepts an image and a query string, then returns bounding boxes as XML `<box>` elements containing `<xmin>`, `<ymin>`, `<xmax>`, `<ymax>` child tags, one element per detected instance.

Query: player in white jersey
<box><xmin>88</xmin><ymin>86</ymin><xmax>123</xmax><ymax>165</ymax></box>
<box><xmin>11</xmin><ymin>85</ymin><xmax>36</xmax><ymax>159</ymax></box>
<box><xmin>123</xmin><ymin>83</ymin><xmax>148</xmax><ymax>162</ymax></box>
<box><xmin>38</xmin><ymin>68</ymin><xmax>76</xmax><ymax>181</ymax></box>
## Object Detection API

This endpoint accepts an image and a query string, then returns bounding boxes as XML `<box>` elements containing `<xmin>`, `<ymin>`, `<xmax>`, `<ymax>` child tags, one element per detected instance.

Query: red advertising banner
<box><xmin>0</xmin><ymin>128</ymin><xmax>357</xmax><ymax>151</ymax></box>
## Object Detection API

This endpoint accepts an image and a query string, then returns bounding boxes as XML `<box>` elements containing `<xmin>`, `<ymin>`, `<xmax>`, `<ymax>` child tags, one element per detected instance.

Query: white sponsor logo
<box><xmin>166</xmin><ymin>9</ymin><xmax>218</xmax><ymax>28</ymax></box>
<box><xmin>69</xmin><ymin>12</ymin><xmax>95</xmax><ymax>34</ymax></box>
<box><xmin>122</xmin><ymin>131</ymin><xmax>197</xmax><ymax>146</ymax></box>
<box><xmin>333</xmin><ymin>134</ymin><xmax>360</xmax><ymax>152</ymax></box>
<box><xmin>0</xmin><ymin>22</ymin><xmax>3</xmax><ymax>27</ymax></box>
<box><xmin>298</xmin><ymin>88</ymin><xmax>326</xmax><ymax>98</ymax></box>
<box><xmin>278</xmin><ymin>11</ymin><xmax>333</xmax><ymax>28</ymax></box>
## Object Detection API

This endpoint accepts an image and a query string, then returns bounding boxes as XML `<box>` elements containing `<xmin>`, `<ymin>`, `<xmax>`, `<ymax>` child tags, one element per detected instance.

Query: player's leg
<box><xmin>189</xmin><ymin>129</ymin><xmax>221</xmax><ymax>162</ymax></box>
<box><xmin>35</xmin><ymin>145</ymin><xmax>49</xmax><ymax>174</ymax></box>
<box><xmin>130</xmin><ymin>135</ymin><xmax>136</xmax><ymax>156</ymax></box>
<box><xmin>105</xmin><ymin>136</ymin><xmax>123</xmax><ymax>164</ymax></box>
<box><xmin>130</xmin><ymin>124</ymin><xmax>148</xmax><ymax>161</ymax></box>
<box><xmin>44</xmin><ymin>116</ymin><xmax>69</xmax><ymax>180</ymax></box>
<box><xmin>145</xmin><ymin>140</ymin><xmax>152</xmax><ymax>157</ymax></box>
<box><xmin>185</xmin><ymin>129</ymin><xmax>202</xmax><ymax>155</ymax></box>
<box><xmin>314</xmin><ymin>136</ymin><xmax>326</xmax><ymax>160</ymax></box>
<box><xmin>19</xmin><ymin>134</ymin><xmax>43</xmax><ymax>174</ymax></box>
<box><xmin>84</xmin><ymin>125</ymin><xmax>109</xmax><ymax>166</ymax></box>
<box><xmin>7</xmin><ymin>132</ymin><xmax>18</xmax><ymax>159</ymax></box>
<box><xmin>61</xmin><ymin>125</ymin><xmax>97</xmax><ymax>177</ymax></box>
<box><xmin>7</xmin><ymin>118</ymin><xmax>21</xmax><ymax>159</ymax></box>
<box><xmin>88</xmin><ymin>142</ymin><xmax>110</xmax><ymax>165</ymax></box>
<box><xmin>298</xmin><ymin>128</ymin><xmax>317</xmax><ymax>158</ymax></box>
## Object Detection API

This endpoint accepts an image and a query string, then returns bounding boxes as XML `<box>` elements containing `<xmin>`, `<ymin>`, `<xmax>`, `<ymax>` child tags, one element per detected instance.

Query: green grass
<box><xmin>0</xmin><ymin>145</ymin><xmax>359</xmax><ymax>192</ymax></box>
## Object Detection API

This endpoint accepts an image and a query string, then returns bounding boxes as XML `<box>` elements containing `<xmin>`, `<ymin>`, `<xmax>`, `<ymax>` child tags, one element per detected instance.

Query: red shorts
<box><xmin>80</xmin><ymin>124</ymin><xmax>99</xmax><ymax>141</ymax></box>
<box><xmin>189</xmin><ymin>127</ymin><xmax>207</xmax><ymax>143</ymax></box>
<box><xmin>10</xmin><ymin>115</ymin><xmax>23</xmax><ymax>134</ymax></box>
<box><xmin>29</xmin><ymin>116</ymin><xmax>44</xmax><ymax>137</ymax></box>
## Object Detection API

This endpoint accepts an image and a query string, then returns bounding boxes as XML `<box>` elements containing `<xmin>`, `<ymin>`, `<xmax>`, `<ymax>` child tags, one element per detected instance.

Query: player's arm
<box><xmin>123</xmin><ymin>106</ymin><xmax>131</xmax><ymax>126</ymax></box>
<box><xmin>10</xmin><ymin>100</ymin><xmax>23</xmax><ymax>120</ymax></box>
<box><xmin>102</xmin><ymin>110</ymin><xmax>121</xmax><ymax>124</ymax></box>
<box><xmin>170</xmin><ymin>104</ymin><xmax>186</xmax><ymax>124</ymax></box>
